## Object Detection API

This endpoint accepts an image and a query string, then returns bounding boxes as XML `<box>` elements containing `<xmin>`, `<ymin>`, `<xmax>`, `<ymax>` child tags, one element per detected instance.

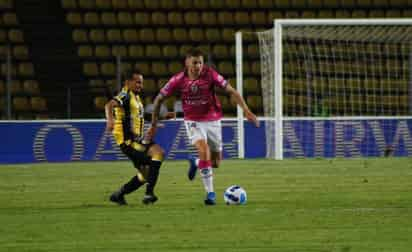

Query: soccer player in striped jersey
<box><xmin>105</xmin><ymin>68</ymin><xmax>165</xmax><ymax>205</ymax></box>
<box><xmin>148</xmin><ymin>49</ymin><xmax>259</xmax><ymax>205</ymax></box>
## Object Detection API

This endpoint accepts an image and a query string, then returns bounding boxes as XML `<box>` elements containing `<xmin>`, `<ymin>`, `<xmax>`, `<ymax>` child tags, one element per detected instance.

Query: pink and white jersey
<box><xmin>160</xmin><ymin>66</ymin><xmax>228</xmax><ymax>121</ymax></box>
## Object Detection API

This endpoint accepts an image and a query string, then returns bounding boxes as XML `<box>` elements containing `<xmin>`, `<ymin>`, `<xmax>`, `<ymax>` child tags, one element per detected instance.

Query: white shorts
<box><xmin>184</xmin><ymin>120</ymin><xmax>222</xmax><ymax>152</ymax></box>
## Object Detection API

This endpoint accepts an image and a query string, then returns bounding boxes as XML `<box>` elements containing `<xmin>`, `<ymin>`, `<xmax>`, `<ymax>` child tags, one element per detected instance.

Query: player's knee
<box><xmin>212</xmin><ymin>159</ymin><xmax>220</xmax><ymax>168</ymax></box>
<box><xmin>149</xmin><ymin>144</ymin><xmax>165</xmax><ymax>161</ymax></box>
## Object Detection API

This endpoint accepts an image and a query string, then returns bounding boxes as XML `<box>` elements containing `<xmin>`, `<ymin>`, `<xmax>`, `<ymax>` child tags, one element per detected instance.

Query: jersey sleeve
<box><xmin>210</xmin><ymin>68</ymin><xmax>228</xmax><ymax>89</ymax></box>
<box><xmin>114</xmin><ymin>90</ymin><xmax>128</xmax><ymax>106</ymax></box>
<box><xmin>160</xmin><ymin>73</ymin><xmax>182</xmax><ymax>97</ymax></box>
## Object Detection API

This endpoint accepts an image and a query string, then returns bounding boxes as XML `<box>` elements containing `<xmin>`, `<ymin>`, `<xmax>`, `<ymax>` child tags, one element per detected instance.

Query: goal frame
<box><xmin>236</xmin><ymin>18</ymin><xmax>412</xmax><ymax>160</ymax></box>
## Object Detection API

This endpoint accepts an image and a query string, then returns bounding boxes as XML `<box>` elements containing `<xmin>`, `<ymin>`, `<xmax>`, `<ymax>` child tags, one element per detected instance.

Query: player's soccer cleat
<box><xmin>142</xmin><ymin>194</ymin><xmax>158</xmax><ymax>205</ymax></box>
<box><xmin>204</xmin><ymin>192</ymin><xmax>216</xmax><ymax>205</ymax></box>
<box><xmin>110</xmin><ymin>192</ymin><xmax>127</xmax><ymax>205</ymax></box>
<box><xmin>187</xmin><ymin>157</ymin><xmax>198</xmax><ymax>181</ymax></box>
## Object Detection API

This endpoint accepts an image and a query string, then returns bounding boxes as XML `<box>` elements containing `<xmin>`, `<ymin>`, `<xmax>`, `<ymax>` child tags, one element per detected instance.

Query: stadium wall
<box><xmin>0</xmin><ymin>119</ymin><xmax>411</xmax><ymax>164</ymax></box>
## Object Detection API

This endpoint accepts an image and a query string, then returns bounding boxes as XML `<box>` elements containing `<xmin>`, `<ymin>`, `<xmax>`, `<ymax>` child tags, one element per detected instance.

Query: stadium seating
<box><xmin>55</xmin><ymin>0</ymin><xmax>412</xmax><ymax>116</ymax></box>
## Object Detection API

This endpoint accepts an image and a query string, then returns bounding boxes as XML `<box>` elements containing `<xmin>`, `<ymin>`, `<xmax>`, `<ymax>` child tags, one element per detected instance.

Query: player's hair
<box><xmin>185</xmin><ymin>48</ymin><xmax>204</xmax><ymax>59</ymax></box>
<box><xmin>122</xmin><ymin>68</ymin><xmax>142</xmax><ymax>81</ymax></box>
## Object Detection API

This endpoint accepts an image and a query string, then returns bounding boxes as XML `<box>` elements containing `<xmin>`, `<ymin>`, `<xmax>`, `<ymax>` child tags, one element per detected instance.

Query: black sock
<box><xmin>119</xmin><ymin>176</ymin><xmax>143</xmax><ymax>195</ymax></box>
<box><xmin>146</xmin><ymin>160</ymin><xmax>161</xmax><ymax>195</ymax></box>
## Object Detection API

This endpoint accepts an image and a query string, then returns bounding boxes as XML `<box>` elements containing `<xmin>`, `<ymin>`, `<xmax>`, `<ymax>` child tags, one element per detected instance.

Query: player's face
<box><xmin>186</xmin><ymin>56</ymin><xmax>203</xmax><ymax>78</ymax></box>
<box><xmin>127</xmin><ymin>74</ymin><xmax>143</xmax><ymax>94</ymax></box>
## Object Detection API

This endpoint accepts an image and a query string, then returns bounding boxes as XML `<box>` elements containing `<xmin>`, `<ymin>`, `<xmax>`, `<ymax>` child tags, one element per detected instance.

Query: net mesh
<box><xmin>253</xmin><ymin>24</ymin><xmax>412</xmax><ymax>158</ymax></box>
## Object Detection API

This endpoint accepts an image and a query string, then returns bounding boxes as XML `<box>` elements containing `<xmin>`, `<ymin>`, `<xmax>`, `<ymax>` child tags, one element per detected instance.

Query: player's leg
<box><xmin>110</xmin><ymin>143</ymin><xmax>148</xmax><ymax>205</ymax></box>
<box><xmin>142</xmin><ymin>143</ymin><xmax>165</xmax><ymax>204</ymax></box>
<box><xmin>207</xmin><ymin>120</ymin><xmax>223</xmax><ymax>169</ymax></box>
<box><xmin>185</xmin><ymin>121</ymin><xmax>216</xmax><ymax>204</ymax></box>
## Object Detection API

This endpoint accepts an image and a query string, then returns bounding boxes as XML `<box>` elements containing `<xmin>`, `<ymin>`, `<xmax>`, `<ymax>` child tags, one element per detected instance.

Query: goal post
<box><xmin>236</xmin><ymin>19</ymin><xmax>412</xmax><ymax>160</ymax></box>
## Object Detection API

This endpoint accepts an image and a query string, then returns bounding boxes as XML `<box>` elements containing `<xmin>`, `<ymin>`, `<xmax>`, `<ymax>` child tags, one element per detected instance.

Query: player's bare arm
<box><xmin>225</xmin><ymin>84</ymin><xmax>260</xmax><ymax>127</ymax></box>
<box><xmin>105</xmin><ymin>99</ymin><xmax>120</xmax><ymax>131</ymax></box>
<box><xmin>147</xmin><ymin>94</ymin><xmax>167</xmax><ymax>139</ymax></box>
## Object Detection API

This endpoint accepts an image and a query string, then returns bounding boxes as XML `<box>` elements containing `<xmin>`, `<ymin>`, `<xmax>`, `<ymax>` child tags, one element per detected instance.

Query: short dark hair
<box><xmin>185</xmin><ymin>48</ymin><xmax>204</xmax><ymax>59</ymax></box>
<box><xmin>122</xmin><ymin>68</ymin><xmax>142</xmax><ymax>81</ymax></box>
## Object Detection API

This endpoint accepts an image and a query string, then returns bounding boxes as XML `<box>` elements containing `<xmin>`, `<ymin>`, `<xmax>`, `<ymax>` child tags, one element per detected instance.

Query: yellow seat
<box><xmin>101</xmin><ymin>12</ymin><xmax>117</xmax><ymax>26</ymax></box>
<box><xmin>3</xmin><ymin>12</ymin><xmax>18</xmax><ymax>25</ymax></box>
<box><xmin>218</xmin><ymin>61</ymin><xmax>234</xmax><ymax>76</ymax></box>
<box><xmin>123</xmin><ymin>29</ymin><xmax>138</xmax><ymax>42</ymax></box>
<box><xmin>94</xmin><ymin>96</ymin><xmax>108</xmax><ymax>111</ymax></box>
<box><xmin>244</xmin><ymin>78</ymin><xmax>259</xmax><ymax>94</ymax></box>
<box><xmin>144</xmin><ymin>0</ymin><xmax>161</xmax><ymax>9</ymax></box>
<box><xmin>234</xmin><ymin>11</ymin><xmax>250</xmax><ymax>25</ymax></box>
<box><xmin>163</xmin><ymin>45</ymin><xmax>178</xmax><ymax>58</ymax></box>
<box><xmin>13</xmin><ymin>45</ymin><xmax>29</xmax><ymax>60</ymax></box>
<box><xmin>128</xmin><ymin>0</ymin><xmax>144</xmax><ymax>8</ymax></box>
<box><xmin>78</xmin><ymin>0</ymin><xmax>95</xmax><ymax>9</ymax></box>
<box><xmin>135</xmin><ymin>12</ymin><xmax>150</xmax><ymax>26</ymax></box>
<box><xmin>285</xmin><ymin>11</ymin><xmax>299</xmax><ymax>18</ymax></box>
<box><xmin>196</xmin><ymin>45</ymin><xmax>210</xmax><ymax>55</ymax></box>
<box><xmin>274</xmin><ymin>0</ymin><xmax>289</xmax><ymax>8</ymax></box>
<box><xmin>241</xmin><ymin>0</ymin><xmax>257</xmax><ymax>8</ymax></box>
<box><xmin>0</xmin><ymin>30</ymin><xmax>7</xmax><ymax>42</ymax></box>
<box><xmin>8</xmin><ymin>29</ymin><xmax>24</xmax><ymax>43</ymax></box>
<box><xmin>201</xmin><ymin>12</ymin><xmax>217</xmax><ymax>26</ymax></box>
<box><xmin>160</xmin><ymin>0</ymin><xmax>176</xmax><ymax>9</ymax></box>
<box><xmin>218</xmin><ymin>12</ymin><xmax>234</xmax><ymax>25</ymax></box>
<box><xmin>89</xmin><ymin>29</ymin><xmax>105</xmax><ymax>43</ymax></box>
<box><xmin>78</xmin><ymin>45</ymin><xmax>93</xmax><ymax>57</ymax></box>
<box><xmin>205</xmin><ymin>28</ymin><xmax>221</xmax><ymax>42</ymax></box>
<box><xmin>152</xmin><ymin>11</ymin><xmax>168</xmax><ymax>25</ymax></box>
<box><xmin>251</xmin><ymin>11</ymin><xmax>267</xmax><ymax>25</ymax></box>
<box><xmin>139</xmin><ymin>28</ymin><xmax>155</xmax><ymax>42</ymax></box>
<box><xmin>369</xmin><ymin>10</ymin><xmax>385</xmax><ymax>17</ymax></box>
<box><xmin>95</xmin><ymin>45</ymin><xmax>111</xmax><ymax>58</ymax></box>
<box><xmin>267</xmin><ymin>11</ymin><xmax>283</xmax><ymax>22</ymax></box>
<box><xmin>189</xmin><ymin>28</ymin><xmax>204</xmax><ymax>42</ymax></box>
<box><xmin>83</xmin><ymin>62</ymin><xmax>99</xmax><ymax>76</ymax></box>
<box><xmin>210</xmin><ymin>0</ymin><xmax>224</xmax><ymax>8</ymax></box>
<box><xmin>212</xmin><ymin>45</ymin><xmax>229</xmax><ymax>59</ymax></box>
<box><xmin>0</xmin><ymin>80</ymin><xmax>4</xmax><ymax>95</ymax></box>
<box><xmin>179</xmin><ymin>45</ymin><xmax>192</xmax><ymax>57</ymax></box>
<box><xmin>145</xmin><ymin>45</ymin><xmax>162</xmax><ymax>58</ymax></box>
<box><xmin>30</xmin><ymin>96</ymin><xmax>47</xmax><ymax>112</ymax></box>
<box><xmin>128</xmin><ymin>45</ymin><xmax>144</xmax><ymax>57</ymax></box>
<box><xmin>386</xmin><ymin>10</ymin><xmax>402</xmax><ymax>17</ymax></box>
<box><xmin>1</xmin><ymin>62</ymin><xmax>17</xmax><ymax>76</ymax></box>
<box><xmin>100</xmin><ymin>62</ymin><xmax>116</xmax><ymax>76</ymax></box>
<box><xmin>351</xmin><ymin>10</ymin><xmax>368</xmax><ymax>18</ymax></box>
<box><xmin>301</xmin><ymin>10</ymin><xmax>317</xmax><ymax>18</ymax></box>
<box><xmin>318</xmin><ymin>10</ymin><xmax>334</xmax><ymax>18</ymax></box>
<box><xmin>193</xmin><ymin>0</ymin><xmax>208</xmax><ymax>8</ymax></box>
<box><xmin>226</xmin><ymin>0</ymin><xmax>241</xmax><ymax>8</ymax></box>
<box><xmin>106</xmin><ymin>29</ymin><xmax>122</xmax><ymax>43</ymax></box>
<box><xmin>168</xmin><ymin>61</ymin><xmax>182</xmax><ymax>74</ymax></box>
<box><xmin>168</xmin><ymin>12</ymin><xmax>184</xmax><ymax>25</ymax></box>
<box><xmin>222</xmin><ymin>28</ymin><xmax>235</xmax><ymax>42</ymax></box>
<box><xmin>156</xmin><ymin>28</ymin><xmax>172</xmax><ymax>42</ymax></box>
<box><xmin>173</xmin><ymin>28</ymin><xmax>188</xmax><ymax>42</ymax></box>
<box><xmin>118</xmin><ymin>12</ymin><xmax>133</xmax><ymax>25</ymax></box>
<box><xmin>151</xmin><ymin>62</ymin><xmax>168</xmax><ymax>76</ymax></box>
<box><xmin>112</xmin><ymin>0</ymin><xmax>128</xmax><ymax>9</ymax></box>
<box><xmin>66</xmin><ymin>12</ymin><xmax>82</xmax><ymax>25</ymax></box>
<box><xmin>177</xmin><ymin>0</ymin><xmax>193</xmax><ymax>9</ymax></box>
<box><xmin>258</xmin><ymin>0</ymin><xmax>273</xmax><ymax>8</ymax></box>
<box><xmin>96</xmin><ymin>0</ymin><xmax>112</xmax><ymax>9</ymax></box>
<box><xmin>19</xmin><ymin>63</ymin><xmax>34</xmax><ymax>76</ymax></box>
<box><xmin>144</xmin><ymin>79</ymin><xmax>158</xmax><ymax>94</ymax></box>
<box><xmin>72</xmin><ymin>29</ymin><xmax>88</xmax><ymax>42</ymax></box>
<box><xmin>61</xmin><ymin>0</ymin><xmax>77</xmax><ymax>9</ymax></box>
<box><xmin>112</xmin><ymin>45</ymin><xmax>127</xmax><ymax>57</ymax></box>
<box><xmin>84</xmin><ymin>12</ymin><xmax>100</xmax><ymax>26</ymax></box>
<box><xmin>184</xmin><ymin>11</ymin><xmax>200</xmax><ymax>25</ymax></box>
<box><xmin>13</xmin><ymin>97</ymin><xmax>31</xmax><ymax>112</ymax></box>
<box><xmin>135</xmin><ymin>62</ymin><xmax>150</xmax><ymax>75</ymax></box>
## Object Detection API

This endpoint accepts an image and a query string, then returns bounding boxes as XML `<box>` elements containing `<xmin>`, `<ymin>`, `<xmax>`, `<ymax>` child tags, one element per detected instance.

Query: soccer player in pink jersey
<box><xmin>147</xmin><ymin>49</ymin><xmax>259</xmax><ymax>205</ymax></box>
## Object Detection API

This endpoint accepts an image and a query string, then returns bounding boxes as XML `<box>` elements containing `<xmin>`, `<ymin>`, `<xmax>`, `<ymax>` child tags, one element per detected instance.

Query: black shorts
<box><xmin>120</xmin><ymin>140</ymin><xmax>155</xmax><ymax>170</ymax></box>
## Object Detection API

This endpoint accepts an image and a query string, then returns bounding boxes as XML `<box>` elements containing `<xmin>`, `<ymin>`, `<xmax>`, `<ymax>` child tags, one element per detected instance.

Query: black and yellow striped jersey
<box><xmin>112</xmin><ymin>87</ymin><xmax>144</xmax><ymax>145</ymax></box>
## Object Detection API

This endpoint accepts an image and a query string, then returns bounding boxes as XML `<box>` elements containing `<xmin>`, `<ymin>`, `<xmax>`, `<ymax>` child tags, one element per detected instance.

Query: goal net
<box><xmin>236</xmin><ymin>19</ymin><xmax>412</xmax><ymax>159</ymax></box>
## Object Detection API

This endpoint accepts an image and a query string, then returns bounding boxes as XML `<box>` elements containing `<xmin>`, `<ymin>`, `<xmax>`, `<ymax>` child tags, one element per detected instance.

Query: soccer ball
<box><xmin>223</xmin><ymin>185</ymin><xmax>247</xmax><ymax>205</ymax></box>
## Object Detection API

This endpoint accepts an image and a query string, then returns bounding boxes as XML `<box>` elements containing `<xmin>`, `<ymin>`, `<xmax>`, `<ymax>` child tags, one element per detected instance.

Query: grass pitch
<box><xmin>1</xmin><ymin>158</ymin><xmax>412</xmax><ymax>252</ymax></box>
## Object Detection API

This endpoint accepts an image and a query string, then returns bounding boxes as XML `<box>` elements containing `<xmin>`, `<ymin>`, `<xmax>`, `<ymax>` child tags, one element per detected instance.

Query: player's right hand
<box><xmin>145</xmin><ymin>126</ymin><xmax>157</xmax><ymax>141</ymax></box>
<box><xmin>245</xmin><ymin>110</ymin><xmax>260</xmax><ymax>128</ymax></box>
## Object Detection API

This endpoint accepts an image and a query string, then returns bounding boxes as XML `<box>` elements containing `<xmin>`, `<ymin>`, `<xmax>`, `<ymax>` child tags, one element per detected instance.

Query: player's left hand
<box><xmin>245</xmin><ymin>110</ymin><xmax>260</xmax><ymax>127</ymax></box>
<box><xmin>145</xmin><ymin>126</ymin><xmax>157</xmax><ymax>142</ymax></box>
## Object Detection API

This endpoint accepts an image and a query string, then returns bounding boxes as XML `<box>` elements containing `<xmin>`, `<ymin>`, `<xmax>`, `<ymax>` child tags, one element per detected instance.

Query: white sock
<box><xmin>195</xmin><ymin>158</ymin><xmax>199</xmax><ymax>167</ymax></box>
<box><xmin>200</xmin><ymin>167</ymin><xmax>214</xmax><ymax>193</ymax></box>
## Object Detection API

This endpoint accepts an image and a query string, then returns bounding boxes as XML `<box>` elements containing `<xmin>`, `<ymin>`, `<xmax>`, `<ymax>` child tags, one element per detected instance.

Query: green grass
<box><xmin>1</xmin><ymin>158</ymin><xmax>412</xmax><ymax>252</ymax></box>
